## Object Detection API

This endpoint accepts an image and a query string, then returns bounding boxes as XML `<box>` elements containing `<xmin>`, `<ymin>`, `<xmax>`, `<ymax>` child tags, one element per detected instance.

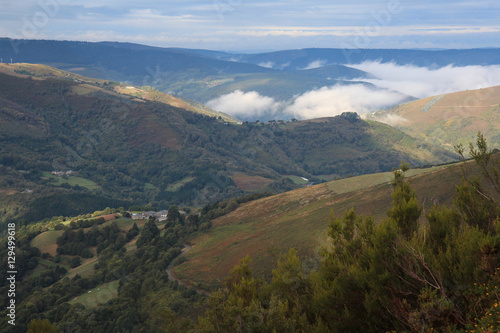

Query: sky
<box><xmin>0</xmin><ymin>0</ymin><xmax>499</xmax><ymax>51</ymax></box>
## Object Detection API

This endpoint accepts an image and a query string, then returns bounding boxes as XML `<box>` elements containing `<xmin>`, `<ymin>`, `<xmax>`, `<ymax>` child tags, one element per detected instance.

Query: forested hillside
<box><xmin>0</xmin><ymin>64</ymin><xmax>456</xmax><ymax>226</ymax></box>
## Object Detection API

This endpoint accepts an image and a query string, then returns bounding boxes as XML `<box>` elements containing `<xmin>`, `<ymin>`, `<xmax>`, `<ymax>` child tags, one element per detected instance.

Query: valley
<box><xmin>0</xmin><ymin>62</ymin><xmax>456</xmax><ymax>226</ymax></box>
<box><xmin>0</xmin><ymin>39</ymin><xmax>499</xmax><ymax>332</ymax></box>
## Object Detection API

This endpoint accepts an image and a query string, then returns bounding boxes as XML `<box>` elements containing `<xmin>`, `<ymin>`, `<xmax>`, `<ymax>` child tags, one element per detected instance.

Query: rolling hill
<box><xmin>171</xmin><ymin>155</ymin><xmax>497</xmax><ymax>290</ymax></box>
<box><xmin>0</xmin><ymin>62</ymin><xmax>237</xmax><ymax>122</ymax></box>
<box><xmin>3</xmin><ymin>40</ymin><xmax>500</xmax><ymax>124</ymax></box>
<box><xmin>367</xmin><ymin>85</ymin><xmax>500</xmax><ymax>151</ymax></box>
<box><xmin>0</xmin><ymin>63</ymin><xmax>457</xmax><ymax>226</ymax></box>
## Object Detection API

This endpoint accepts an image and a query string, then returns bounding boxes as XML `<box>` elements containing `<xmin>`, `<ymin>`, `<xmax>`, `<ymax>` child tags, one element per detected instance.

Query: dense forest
<box><xmin>0</xmin><ymin>135</ymin><xmax>498</xmax><ymax>332</ymax></box>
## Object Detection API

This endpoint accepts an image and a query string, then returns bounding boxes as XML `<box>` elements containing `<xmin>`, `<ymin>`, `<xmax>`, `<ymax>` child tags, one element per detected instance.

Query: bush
<box><xmin>54</xmin><ymin>223</ymin><xmax>65</xmax><ymax>230</ymax></box>
<box><xmin>199</xmin><ymin>222</ymin><xmax>211</xmax><ymax>232</ymax></box>
<box><xmin>80</xmin><ymin>248</ymin><xmax>94</xmax><ymax>258</ymax></box>
<box><xmin>70</xmin><ymin>256</ymin><xmax>81</xmax><ymax>268</ymax></box>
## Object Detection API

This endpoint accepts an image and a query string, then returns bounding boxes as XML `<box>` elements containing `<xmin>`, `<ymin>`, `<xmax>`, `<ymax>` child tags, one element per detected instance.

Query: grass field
<box><xmin>29</xmin><ymin>216</ymin><xmax>148</xmax><ymax>280</ymax></box>
<box><xmin>327</xmin><ymin>164</ymin><xmax>450</xmax><ymax>195</ymax></box>
<box><xmin>287</xmin><ymin>176</ymin><xmax>310</xmax><ymax>185</ymax></box>
<box><xmin>68</xmin><ymin>280</ymin><xmax>120</xmax><ymax>308</ymax></box>
<box><xmin>41</xmin><ymin>172</ymin><xmax>100</xmax><ymax>190</ymax></box>
<box><xmin>67</xmin><ymin>255</ymin><xmax>98</xmax><ymax>278</ymax></box>
<box><xmin>31</xmin><ymin>230</ymin><xmax>64</xmax><ymax>256</ymax></box>
<box><xmin>231</xmin><ymin>173</ymin><xmax>274</xmax><ymax>191</ymax></box>
<box><xmin>172</xmin><ymin>161</ymin><xmax>470</xmax><ymax>290</ymax></box>
<box><xmin>102</xmin><ymin>217</ymin><xmax>145</xmax><ymax>231</ymax></box>
<box><xmin>165</xmin><ymin>176</ymin><xmax>196</xmax><ymax>192</ymax></box>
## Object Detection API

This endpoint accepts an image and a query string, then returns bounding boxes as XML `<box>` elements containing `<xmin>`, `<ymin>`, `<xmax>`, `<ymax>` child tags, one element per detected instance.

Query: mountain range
<box><xmin>3</xmin><ymin>39</ymin><xmax>500</xmax><ymax>120</ymax></box>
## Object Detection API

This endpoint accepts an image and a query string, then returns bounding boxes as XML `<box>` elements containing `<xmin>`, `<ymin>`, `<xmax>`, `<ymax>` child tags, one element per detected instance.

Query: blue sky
<box><xmin>1</xmin><ymin>0</ymin><xmax>499</xmax><ymax>51</ymax></box>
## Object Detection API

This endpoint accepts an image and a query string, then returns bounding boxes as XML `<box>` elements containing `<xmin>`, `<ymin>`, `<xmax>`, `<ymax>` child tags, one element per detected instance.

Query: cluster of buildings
<box><xmin>129</xmin><ymin>209</ymin><xmax>190</xmax><ymax>222</ymax></box>
<box><xmin>51</xmin><ymin>170</ymin><xmax>76</xmax><ymax>177</ymax></box>
<box><xmin>130</xmin><ymin>210</ymin><xmax>169</xmax><ymax>221</ymax></box>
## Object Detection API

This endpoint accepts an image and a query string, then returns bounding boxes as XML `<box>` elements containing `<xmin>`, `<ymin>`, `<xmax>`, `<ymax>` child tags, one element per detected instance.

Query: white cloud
<box><xmin>277</xmin><ymin>62</ymin><xmax>291</xmax><ymax>70</ymax></box>
<box><xmin>258</xmin><ymin>61</ymin><xmax>275</xmax><ymax>68</ymax></box>
<box><xmin>285</xmin><ymin>84</ymin><xmax>407</xmax><ymax>119</ymax></box>
<box><xmin>371</xmin><ymin>114</ymin><xmax>409</xmax><ymax>127</ymax></box>
<box><xmin>349</xmin><ymin>62</ymin><xmax>500</xmax><ymax>98</ymax></box>
<box><xmin>206</xmin><ymin>85</ymin><xmax>410</xmax><ymax>121</ymax></box>
<box><xmin>206</xmin><ymin>90</ymin><xmax>283</xmax><ymax>117</ymax></box>
<box><xmin>229</xmin><ymin>26</ymin><xmax>500</xmax><ymax>39</ymax></box>
<box><xmin>204</xmin><ymin>63</ymin><xmax>500</xmax><ymax>122</ymax></box>
<box><xmin>302</xmin><ymin>59</ymin><xmax>328</xmax><ymax>70</ymax></box>
<box><xmin>203</xmin><ymin>62</ymin><xmax>500</xmax><ymax>121</ymax></box>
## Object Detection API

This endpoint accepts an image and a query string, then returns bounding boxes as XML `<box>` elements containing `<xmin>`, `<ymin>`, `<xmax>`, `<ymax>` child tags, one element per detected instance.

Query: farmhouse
<box><xmin>130</xmin><ymin>210</ymin><xmax>170</xmax><ymax>221</ymax></box>
<box><xmin>155</xmin><ymin>210</ymin><xmax>169</xmax><ymax>221</ymax></box>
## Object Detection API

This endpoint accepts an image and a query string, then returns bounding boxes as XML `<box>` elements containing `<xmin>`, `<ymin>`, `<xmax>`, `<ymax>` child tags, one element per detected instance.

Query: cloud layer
<box><xmin>206</xmin><ymin>62</ymin><xmax>500</xmax><ymax>121</ymax></box>
<box><xmin>302</xmin><ymin>59</ymin><xmax>328</xmax><ymax>70</ymax></box>
<box><xmin>284</xmin><ymin>85</ymin><xmax>407</xmax><ymax>119</ymax></box>
<box><xmin>349</xmin><ymin>62</ymin><xmax>500</xmax><ymax>99</ymax></box>
<box><xmin>206</xmin><ymin>90</ymin><xmax>282</xmax><ymax>118</ymax></box>
<box><xmin>206</xmin><ymin>85</ymin><xmax>408</xmax><ymax>120</ymax></box>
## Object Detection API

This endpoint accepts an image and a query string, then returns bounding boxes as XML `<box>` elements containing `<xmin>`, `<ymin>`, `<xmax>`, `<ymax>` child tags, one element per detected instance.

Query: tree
<box><xmin>198</xmin><ymin>256</ymin><xmax>265</xmax><ymax>332</ymax></box>
<box><xmin>339</xmin><ymin>111</ymin><xmax>360</xmax><ymax>123</ymax></box>
<box><xmin>167</xmin><ymin>205</ymin><xmax>181</xmax><ymax>223</ymax></box>
<box><xmin>455</xmin><ymin>132</ymin><xmax>500</xmax><ymax>232</ymax></box>
<box><xmin>27</xmin><ymin>318</ymin><xmax>58</xmax><ymax>333</ymax></box>
<box><xmin>126</xmin><ymin>222</ymin><xmax>140</xmax><ymax>241</ymax></box>
<box><xmin>387</xmin><ymin>162</ymin><xmax>422</xmax><ymax>239</ymax></box>
<box><xmin>185</xmin><ymin>214</ymin><xmax>200</xmax><ymax>229</ymax></box>
<box><xmin>70</xmin><ymin>256</ymin><xmax>81</xmax><ymax>268</ymax></box>
<box><xmin>137</xmin><ymin>217</ymin><xmax>160</xmax><ymax>247</ymax></box>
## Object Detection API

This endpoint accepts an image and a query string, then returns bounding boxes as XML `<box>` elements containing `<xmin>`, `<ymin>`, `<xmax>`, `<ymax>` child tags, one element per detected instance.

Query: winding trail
<box><xmin>167</xmin><ymin>244</ymin><xmax>211</xmax><ymax>296</ymax></box>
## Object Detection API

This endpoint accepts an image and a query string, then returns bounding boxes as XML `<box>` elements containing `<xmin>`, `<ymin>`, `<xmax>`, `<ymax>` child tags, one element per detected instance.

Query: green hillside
<box><xmin>0</xmin><ymin>63</ymin><xmax>237</xmax><ymax>122</ymax></box>
<box><xmin>0</xmin><ymin>63</ymin><xmax>456</xmax><ymax>226</ymax></box>
<box><xmin>155</xmin><ymin>71</ymin><xmax>363</xmax><ymax>103</ymax></box>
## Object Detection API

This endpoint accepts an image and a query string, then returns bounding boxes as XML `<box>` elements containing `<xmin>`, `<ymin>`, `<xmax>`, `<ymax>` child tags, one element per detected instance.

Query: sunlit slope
<box><xmin>0</xmin><ymin>63</ymin><xmax>236</xmax><ymax>122</ymax></box>
<box><xmin>369</xmin><ymin>85</ymin><xmax>500</xmax><ymax>151</ymax></box>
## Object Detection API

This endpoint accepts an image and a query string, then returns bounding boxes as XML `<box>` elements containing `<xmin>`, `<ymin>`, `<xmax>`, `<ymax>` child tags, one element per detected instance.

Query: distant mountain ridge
<box><xmin>227</xmin><ymin>47</ymin><xmax>500</xmax><ymax>69</ymax></box>
<box><xmin>3</xmin><ymin>39</ymin><xmax>499</xmax><ymax>122</ymax></box>
<box><xmin>0</xmin><ymin>39</ymin><xmax>371</xmax><ymax>108</ymax></box>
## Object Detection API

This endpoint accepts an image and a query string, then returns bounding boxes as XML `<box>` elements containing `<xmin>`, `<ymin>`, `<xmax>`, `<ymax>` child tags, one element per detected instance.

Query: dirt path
<box><xmin>167</xmin><ymin>244</ymin><xmax>211</xmax><ymax>296</ymax></box>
